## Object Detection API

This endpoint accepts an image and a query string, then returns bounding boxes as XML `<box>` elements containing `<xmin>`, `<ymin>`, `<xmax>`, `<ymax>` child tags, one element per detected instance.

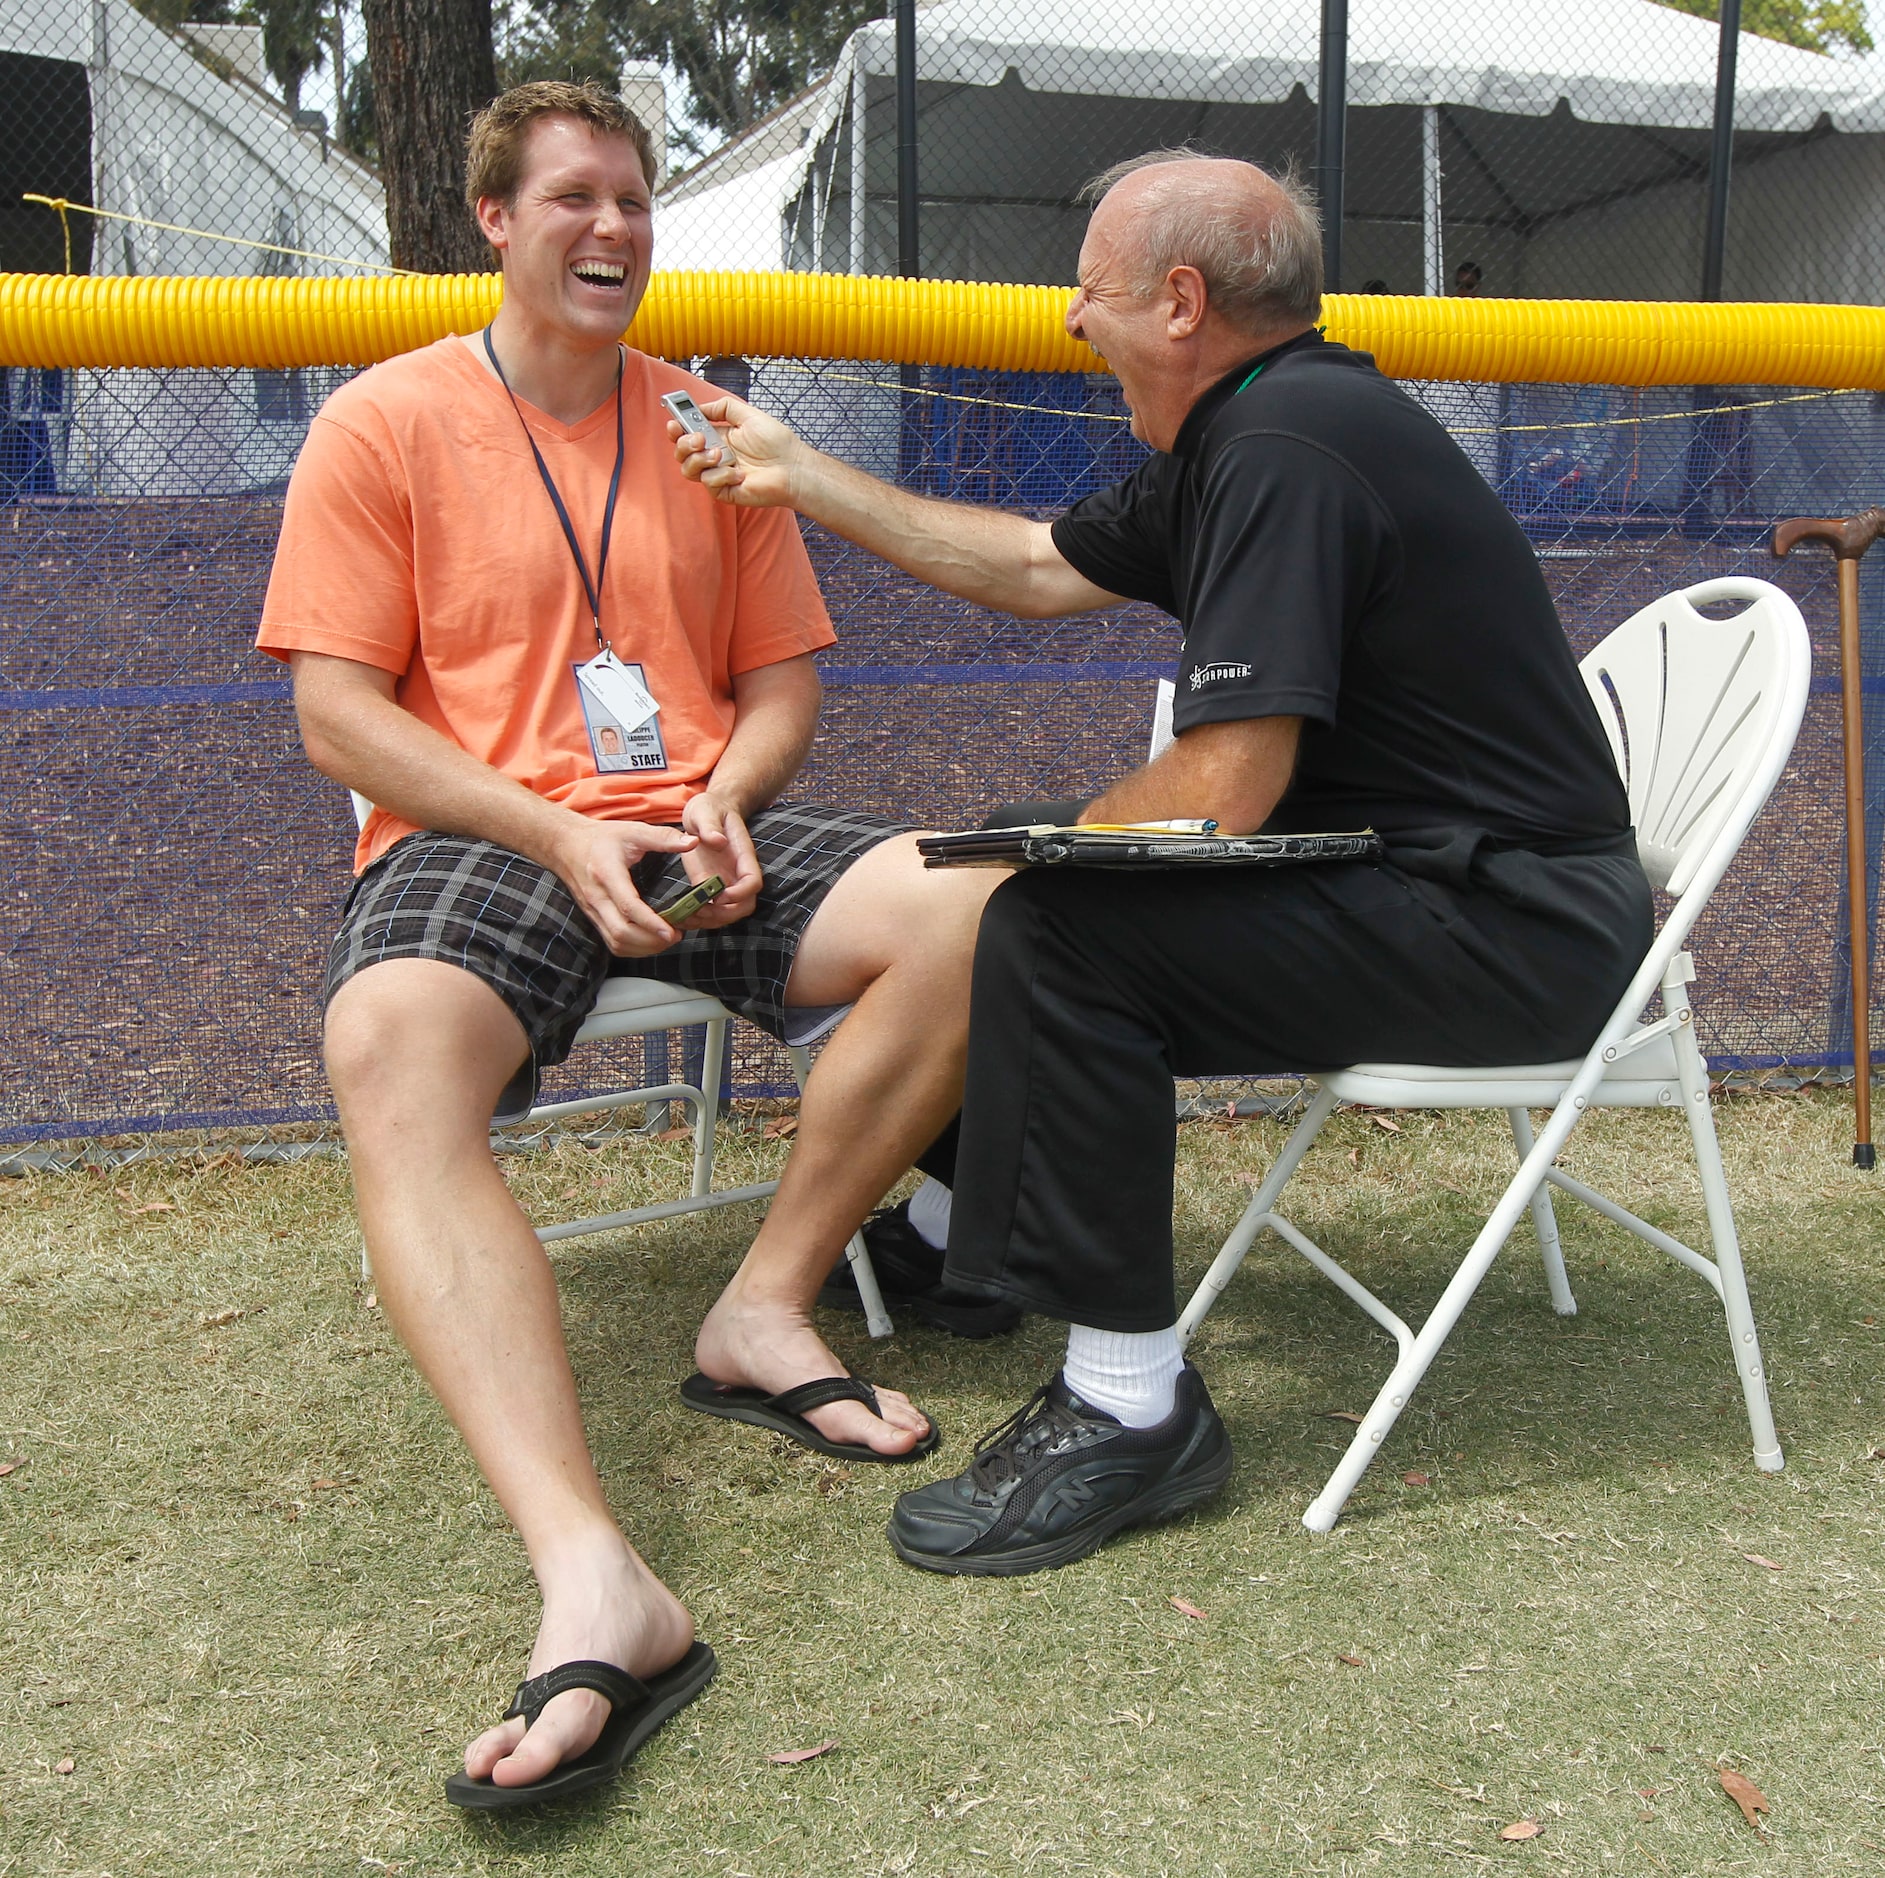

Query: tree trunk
<box><xmin>361</xmin><ymin>0</ymin><xmax>497</xmax><ymax>273</ymax></box>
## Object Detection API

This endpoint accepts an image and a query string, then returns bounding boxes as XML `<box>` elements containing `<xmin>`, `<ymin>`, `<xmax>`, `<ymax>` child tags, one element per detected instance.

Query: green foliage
<box><xmin>1653</xmin><ymin>0</ymin><xmax>1873</xmax><ymax>55</ymax></box>
<box><xmin>130</xmin><ymin>0</ymin><xmax>258</xmax><ymax>30</ymax></box>
<box><xmin>494</xmin><ymin>0</ymin><xmax>878</xmax><ymax>160</ymax></box>
<box><xmin>260</xmin><ymin>0</ymin><xmax>328</xmax><ymax>114</ymax></box>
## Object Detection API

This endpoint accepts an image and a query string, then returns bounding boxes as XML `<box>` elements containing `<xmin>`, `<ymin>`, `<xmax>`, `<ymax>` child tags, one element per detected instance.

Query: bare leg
<box><xmin>694</xmin><ymin>834</ymin><xmax>1001</xmax><ymax>1450</ymax></box>
<box><xmin>326</xmin><ymin>959</ymin><xmax>693</xmax><ymax>1788</ymax></box>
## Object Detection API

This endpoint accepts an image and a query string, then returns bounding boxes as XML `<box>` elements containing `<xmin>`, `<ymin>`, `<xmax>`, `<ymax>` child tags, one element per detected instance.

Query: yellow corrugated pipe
<box><xmin>4</xmin><ymin>269</ymin><xmax>1885</xmax><ymax>387</ymax></box>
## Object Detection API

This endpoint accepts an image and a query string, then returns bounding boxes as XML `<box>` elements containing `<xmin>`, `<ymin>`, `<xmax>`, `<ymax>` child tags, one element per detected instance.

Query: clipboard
<box><xmin>918</xmin><ymin>825</ymin><xmax>1383</xmax><ymax>870</ymax></box>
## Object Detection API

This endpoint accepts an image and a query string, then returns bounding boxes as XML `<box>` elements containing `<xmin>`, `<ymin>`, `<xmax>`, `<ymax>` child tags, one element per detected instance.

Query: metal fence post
<box><xmin>1701</xmin><ymin>0</ymin><xmax>1740</xmax><ymax>300</ymax></box>
<box><xmin>1315</xmin><ymin>0</ymin><xmax>1349</xmax><ymax>291</ymax></box>
<box><xmin>895</xmin><ymin>0</ymin><xmax>919</xmax><ymax>280</ymax></box>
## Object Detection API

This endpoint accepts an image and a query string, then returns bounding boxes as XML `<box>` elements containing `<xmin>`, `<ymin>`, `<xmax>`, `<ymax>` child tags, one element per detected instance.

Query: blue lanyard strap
<box><xmin>482</xmin><ymin>326</ymin><xmax>625</xmax><ymax>653</ymax></box>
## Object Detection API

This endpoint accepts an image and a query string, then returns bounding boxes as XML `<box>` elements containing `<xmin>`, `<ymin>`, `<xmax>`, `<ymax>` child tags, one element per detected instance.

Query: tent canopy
<box><xmin>661</xmin><ymin>0</ymin><xmax>1885</xmax><ymax>300</ymax></box>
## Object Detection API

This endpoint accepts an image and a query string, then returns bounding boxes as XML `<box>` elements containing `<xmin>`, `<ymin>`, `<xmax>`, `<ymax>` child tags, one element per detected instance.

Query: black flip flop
<box><xmin>679</xmin><ymin>1373</ymin><xmax>941</xmax><ymax>1462</ymax></box>
<box><xmin>444</xmin><ymin>1643</ymin><xmax>717</xmax><ymax>1812</ymax></box>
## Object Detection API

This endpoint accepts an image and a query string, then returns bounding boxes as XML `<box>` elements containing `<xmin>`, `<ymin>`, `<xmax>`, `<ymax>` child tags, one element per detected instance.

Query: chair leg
<box><xmin>1177</xmin><ymin>1084</ymin><xmax>1341</xmax><ymax>1348</ymax></box>
<box><xmin>690</xmin><ymin>1020</ymin><xmax>726</xmax><ymax>1201</ymax></box>
<box><xmin>1675</xmin><ymin>1026</ymin><xmax>1783</xmax><ymax>1471</ymax></box>
<box><xmin>787</xmin><ymin>1045</ymin><xmax>893</xmax><ymax>1339</ymax></box>
<box><xmin>1507</xmin><ymin>1107</ymin><xmax>1576</xmax><ymax>1316</ymax></box>
<box><xmin>1301</xmin><ymin>1094</ymin><xmax>1589</xmax><ymax>1532</ymax></box>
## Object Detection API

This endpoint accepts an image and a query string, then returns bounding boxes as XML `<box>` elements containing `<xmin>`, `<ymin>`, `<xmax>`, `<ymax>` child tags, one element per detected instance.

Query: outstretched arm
<box><xmin>671</xmin><ymin>395</ymin><xmax>1124</xmax><ymax>620</ymax></box>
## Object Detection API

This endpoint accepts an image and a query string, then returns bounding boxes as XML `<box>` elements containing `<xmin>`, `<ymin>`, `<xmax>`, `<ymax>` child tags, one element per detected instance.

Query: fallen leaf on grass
<box><xmin>1741</xmin><ymin>1553</ymin><xmax>1785</xmax><ymax>1572</ymax></box>
<box><xmin>767</xmin><ymin>1738</ymin><xmax>838</xmax><ymax>1765</ymax></box>
<box><xmin>0</xmin><ymin>1459</ymin><xmax>26</xmax><ymax>1479</ymax></box>
<box><xmin>653</xmin><ymin>1125</ymin><xmax>695</xmax><ymax>1144</ymax></box>
<box><xmin>200</xmin><ymin>1307</ymin><xmax>246</xmax><ymax>1328</ymax></box>
<box><xmin>1325</xmin><ymin>1410</ymin><xmax>1364</xmax><ymax>1425</ymax></box>
<box><xmin>1368</xmin><ymin>1115</ymin><xmax>1403</xmax><ymax>1134</ymax></box>
<box><xmin>1403</xmin><ymin>1471</ymin><xmax>1432</xmax><ymax>1487</ymax></box>
<box><xmin>125</xmin><ymin>1202</ymin><xmax>176</xmax><ymax>1216</ymax></box>
<box><xmin>762</xmin><ymin>1116</ymin><xmax>798</xmax><ymax>1140</ymax></box>
<box><xmin>1498</xmin><ymin>1820</ymin><xmax>1542</xmax><ymax>1842</ymax></box>
<box><xmin>1336</xmin><ymin>1653</ymin><xmax>1364</xmax><ymax>1667</ymax></box>
<box><xmin>54</xmin><ymin>1758</ymin><xmax>74</xmax><ymax>1775</ymax></box>
<box><xmin>310</xmin><ymin>1478</ymin><xmax>342</xmax><ymax>1492</ymax></box>
<box><xmin>1169</xmin><ymin>1597</ymin><xmax>1207</xmax><ymax>1621</ymax></box>
<box><xmin>1347</xmin><ymin>1146</ymin><xmax>1363</xmax><ymax>1169</ymax></box>
<box><xmin>1637</xmin><ymin>1789</ymin><xmax>1658</xmax><ymax>1801</ymax></box>
<box><xmin>1869</xmin><ymin>1447</ymin><xmax>1885</xmax><ymax>1461</ymax></box>
<box><xmin>1719</xmin><ymin>1767</ymin><xmax>1771</xmax><ymax>1836</ymax></box>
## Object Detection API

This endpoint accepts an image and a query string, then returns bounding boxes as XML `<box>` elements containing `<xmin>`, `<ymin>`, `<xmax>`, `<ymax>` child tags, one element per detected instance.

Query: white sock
<box><xmin>905</xmin><ymin>1176</ymin><xmax>953</xmax><ymax>1250</ymax></box>
<box><xmin>1062</xmin><ymin>1325</ymin><xmax>1184</xmax><ymax>1428</ymax></box>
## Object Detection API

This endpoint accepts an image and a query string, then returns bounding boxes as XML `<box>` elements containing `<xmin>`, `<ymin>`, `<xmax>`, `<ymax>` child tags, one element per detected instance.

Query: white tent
<box><xmin>3</xmin><ymin>0</ymin><xmax>385</xmax><ymax>278</ymax></box>
<box><xmin>2</xmin><ymin>0</ymin><xmax>388</xmax><ymax>496</ymax></box>
<box><xmin>657</xmin><ymin>0</ymin><xmax>1885</xmax><ymax>301</ymax></box>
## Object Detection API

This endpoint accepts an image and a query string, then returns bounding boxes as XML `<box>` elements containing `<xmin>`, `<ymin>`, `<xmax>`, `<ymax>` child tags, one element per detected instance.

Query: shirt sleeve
<box><xmin>724</xmin><ymin>509</ymin><xmax>837</xmax><ymax>676</ymax></box>
<box><xmin>1048</xmin><ymin>457</ymin><xmax>1178</xmax><ymax>611</ymax></box>
<box><xmin>255</xmin><ymin>410</ymin><xmax>419</xmax><ymax>675</ymax></box>
<box><xmin>1171</xmin><ymin>431</ymin><xmax>1398</xmax><ymax>735</ymax></box>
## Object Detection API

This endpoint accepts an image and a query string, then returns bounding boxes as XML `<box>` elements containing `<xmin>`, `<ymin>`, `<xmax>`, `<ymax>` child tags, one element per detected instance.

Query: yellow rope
<box><xmin>767</xmin><ymin>360</ymin><xmax>1854</xmax><ymax>434</ymax></box>
<box><xmin>20</xmin><ymin>196</ymin><xmax>412</xmax><ymax>276</ymax></box>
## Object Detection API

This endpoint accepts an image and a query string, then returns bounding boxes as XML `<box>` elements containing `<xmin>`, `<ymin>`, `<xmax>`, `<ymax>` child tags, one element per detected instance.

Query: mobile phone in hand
<box><xmin>654</xmin><ymin>874</ymin><xmax>725</xmax><ymax>924</ymax></box>
<box><xmin>661</xmin><ymin>390</ymin><xmax>731</xmax><ymax>457</ymax></box>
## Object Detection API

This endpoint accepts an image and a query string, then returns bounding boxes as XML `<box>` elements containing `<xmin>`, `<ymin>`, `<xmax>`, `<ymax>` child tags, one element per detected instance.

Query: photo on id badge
<box><xmin>573</xmin><ymin>657</ymin><xmax>669</xmax><ymax>773</ymax></box>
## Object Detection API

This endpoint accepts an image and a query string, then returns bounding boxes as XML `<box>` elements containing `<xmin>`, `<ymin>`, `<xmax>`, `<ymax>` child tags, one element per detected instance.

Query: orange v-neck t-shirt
<box><xmin>257</xmin><ymin>337</ymin><xmax>836</xmax><ymax>872</ymax></box>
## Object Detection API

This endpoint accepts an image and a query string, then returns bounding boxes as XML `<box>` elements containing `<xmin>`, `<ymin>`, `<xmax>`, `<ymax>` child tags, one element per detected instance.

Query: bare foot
<box><xmin>695</xmin><ymin>1282</ymin><xmax>932</xmax><ymax>1455</ymax></box>
<box><xmin>462</xmin><ymin>1529</ymin><xmax>695</xmax><ymax>1789</ymax></box>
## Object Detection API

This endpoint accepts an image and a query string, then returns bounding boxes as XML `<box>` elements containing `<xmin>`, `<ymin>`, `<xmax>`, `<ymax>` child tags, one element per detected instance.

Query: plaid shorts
<box><xmin>324</xmin><ymin>801</ymin><xmax>912</xmax><ymax>1122</ymax></box>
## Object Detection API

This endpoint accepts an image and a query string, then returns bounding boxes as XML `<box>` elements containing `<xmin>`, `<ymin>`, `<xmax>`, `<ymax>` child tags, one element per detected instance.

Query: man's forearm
<box><xmin>785</xmin><ymin>452</ymin><xmax>1079</xmax><ymax>618</ymax></box>
<box><xmin>294</xmin><ymin>655</ymin><xmax>583</xmax><ymax>869</ymax></box>
<box><xmin>703</xmin><ymin>659</ymin><xmax>821</xmax><ymax>816</ymax></box>
<box><xmin>1079</xmin><ymin>716</ymin><xmax>1303</xmax><ymax>836</ymax></box>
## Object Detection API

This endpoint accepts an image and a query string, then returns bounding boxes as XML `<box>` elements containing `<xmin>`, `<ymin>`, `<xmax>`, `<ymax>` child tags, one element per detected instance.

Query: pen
<box><xmin>1079</xmin><ymin>818</ymin><xmax>1220</xmax><ymax>834</ymax></box>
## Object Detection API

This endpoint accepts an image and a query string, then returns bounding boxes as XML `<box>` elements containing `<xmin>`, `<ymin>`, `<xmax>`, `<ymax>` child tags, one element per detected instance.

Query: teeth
<box><xmin>572</xmin><ymin>262</ymin><xmax>625</xmax><ymax>284</ymax></box>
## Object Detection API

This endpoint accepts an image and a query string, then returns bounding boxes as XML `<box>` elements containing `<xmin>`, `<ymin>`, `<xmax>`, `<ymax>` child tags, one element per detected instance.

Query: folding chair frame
<box><xmin>1174</xmin><ymin>576</ymin><xmax>1810</xmax><ymax>1530</ymax></box>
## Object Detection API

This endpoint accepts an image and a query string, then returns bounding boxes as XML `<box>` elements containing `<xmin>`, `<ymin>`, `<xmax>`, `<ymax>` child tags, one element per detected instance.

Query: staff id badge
<box><xmin>573</xmin><ymin>655</ymin><xmax>669</xmax><ymax>773</ymax></box>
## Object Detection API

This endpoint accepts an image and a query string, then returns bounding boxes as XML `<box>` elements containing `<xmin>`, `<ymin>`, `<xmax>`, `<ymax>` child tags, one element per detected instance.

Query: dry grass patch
<box><xmin>3</xmin><ymin>1091</ymin><xmax>1883</xmax><ymax>1875</ymax></box>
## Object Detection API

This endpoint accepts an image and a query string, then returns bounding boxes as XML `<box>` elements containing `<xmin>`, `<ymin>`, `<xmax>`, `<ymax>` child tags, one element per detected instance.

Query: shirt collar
<box><xmin>1170</xmin><ymin>328</ymin><xmax>1326</xmax><ymax>458</ymax></box>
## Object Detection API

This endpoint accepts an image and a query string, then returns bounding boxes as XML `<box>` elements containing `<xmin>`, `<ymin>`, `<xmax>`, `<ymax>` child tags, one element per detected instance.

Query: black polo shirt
<box><xmin>1050</xmin><ymin>332</ymin><xmax>1632</xmax><ymax>848</ymax></box>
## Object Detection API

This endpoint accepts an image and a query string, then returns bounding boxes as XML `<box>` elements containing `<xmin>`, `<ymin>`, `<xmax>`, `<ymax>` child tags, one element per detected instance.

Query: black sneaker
<box><xmin>818</xmin><ymin>1201</ymin><xmax>1022</xmax><ymax>1339</ymax></box>
<box><xmin>887</xmin><ymin>1364</ymin><xmax>1232</xmax><ymax>1576</ymax></box>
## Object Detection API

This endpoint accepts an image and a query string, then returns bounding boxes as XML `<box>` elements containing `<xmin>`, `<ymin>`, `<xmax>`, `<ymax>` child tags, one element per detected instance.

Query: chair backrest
<box><xmin>1579</xmin><ymin>577</ymin><xmax>1811</xmax><ymax>902</ymax></box>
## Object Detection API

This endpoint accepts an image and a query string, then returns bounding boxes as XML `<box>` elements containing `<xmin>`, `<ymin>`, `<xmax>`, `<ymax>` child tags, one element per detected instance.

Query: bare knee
<box><xmin>324</xmin><ymin>959</ymin><xmax>527</xmax><ymax>1122</ymax></box>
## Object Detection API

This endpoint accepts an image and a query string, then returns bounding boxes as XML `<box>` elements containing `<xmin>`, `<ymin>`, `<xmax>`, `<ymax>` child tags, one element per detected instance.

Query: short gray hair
<box><xmin>1078</xmin><ymin>149</ymin><xmax>1323</xmax><ymax>330</ymax></box>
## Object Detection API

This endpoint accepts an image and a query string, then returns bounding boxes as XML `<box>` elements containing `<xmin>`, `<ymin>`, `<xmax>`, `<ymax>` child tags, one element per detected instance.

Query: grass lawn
<box><xmin>2</xmin><ymin>1090</ymin><xmax>1882</xmax><ymax>1876</ymax></box>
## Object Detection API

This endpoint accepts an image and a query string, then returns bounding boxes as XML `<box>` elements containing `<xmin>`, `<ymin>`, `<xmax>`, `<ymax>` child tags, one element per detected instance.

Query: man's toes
<box><xmin>806</xmin><ymin>1394</ymin><xmax>929</xmax><ymax>1453</ymax></box>
<box><xmin>464</xmin><ymin>1716</ymin><xmax>525</xmax><ymax>1780</ymax></box>
<box><xmin>487</xmin><ymin>1690</ymin><xmax>608</xmax><ymax>1788</ymax></box>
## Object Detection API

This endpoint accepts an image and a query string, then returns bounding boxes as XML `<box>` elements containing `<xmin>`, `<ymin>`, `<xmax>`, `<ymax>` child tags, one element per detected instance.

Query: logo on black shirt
<box><xmin>1189</xmin><ymin>661</ymin><xmax>1253</xmax><ymax>692</ymax></box>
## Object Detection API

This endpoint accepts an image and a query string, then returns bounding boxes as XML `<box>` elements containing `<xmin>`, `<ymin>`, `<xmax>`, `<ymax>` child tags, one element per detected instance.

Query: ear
<box><xmin>1164</xmin><ymin>265</ymin><xmax>1208</xmax><ymax>340</ymax></box>
<box><xmin>474</xmin><ymin>194</ymin><xmax>510</xmax><ymax>255</ymax></box>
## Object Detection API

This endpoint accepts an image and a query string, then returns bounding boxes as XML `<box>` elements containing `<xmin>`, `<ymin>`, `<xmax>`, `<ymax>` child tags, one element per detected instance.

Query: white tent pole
<box><xmin>1422</xmin><ymin>104</ymin><xmax>1444</xmax><ymax>296</ymax></box>
<box><xmin>850</xmin><ymin>54</ymin><xmax>868</xmax><ymax>274</ymax></box>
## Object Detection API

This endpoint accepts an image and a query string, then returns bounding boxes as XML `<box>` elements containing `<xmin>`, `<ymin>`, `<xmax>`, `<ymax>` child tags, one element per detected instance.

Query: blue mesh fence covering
<box><xmin>2</xmin><ymin>357</ymin><xmax>1881</xmax><ymax>1147</ymax></box>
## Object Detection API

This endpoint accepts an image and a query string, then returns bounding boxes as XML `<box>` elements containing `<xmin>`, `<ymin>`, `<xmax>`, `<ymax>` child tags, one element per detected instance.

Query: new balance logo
<box><xmin>1189</xmin><ymin>661</ymin><xmax>1253</xmax><ymax>691</ymax></box>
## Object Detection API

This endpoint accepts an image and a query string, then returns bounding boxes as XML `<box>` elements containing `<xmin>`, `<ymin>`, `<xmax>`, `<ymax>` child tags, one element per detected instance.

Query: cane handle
<box><xmin>1773</xmin><ymin>508</ymin><xmax>1885</xmax><ymax>561</ymax></box>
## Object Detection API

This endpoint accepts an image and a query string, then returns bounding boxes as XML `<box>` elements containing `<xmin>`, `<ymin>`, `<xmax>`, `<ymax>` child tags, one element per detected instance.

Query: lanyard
<box><xmin>1235</xmin><ymin>359</ymin><xmax>1269</xmax><ymax>395</ymax></box>
<box><xmin>483</xmin><ymin>326</ymin><xmax>625</xmax><ymax>653</ymax></box>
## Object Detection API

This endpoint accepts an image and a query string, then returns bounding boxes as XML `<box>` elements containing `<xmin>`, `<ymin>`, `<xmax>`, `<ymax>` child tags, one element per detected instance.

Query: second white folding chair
<box><xmin>1174</xmin><ymin>577</ymin><xmax>1810</xmax><ymax>1530</ymax></box>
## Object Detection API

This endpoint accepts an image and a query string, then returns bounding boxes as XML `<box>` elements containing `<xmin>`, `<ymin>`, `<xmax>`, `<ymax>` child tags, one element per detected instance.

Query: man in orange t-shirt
<box><xmin>256</xmin><ymin>81</ymin><xmax>1001</xmax><ymax>1809</ymax></box>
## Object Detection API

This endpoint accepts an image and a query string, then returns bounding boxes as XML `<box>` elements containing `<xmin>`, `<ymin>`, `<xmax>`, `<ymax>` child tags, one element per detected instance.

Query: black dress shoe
<box><xmin>818</xmin><ymin>1201</ymin><xmax>1022</xmax><ymax>1339</ymax></box>
<box><xmin>887</xmin><ymin>1365</ymin><xmax>1232</xmax><ymax>1576</ymax></box>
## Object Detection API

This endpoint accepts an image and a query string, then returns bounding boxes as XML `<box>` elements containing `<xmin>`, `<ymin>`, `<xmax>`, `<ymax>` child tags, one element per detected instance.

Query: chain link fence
<box><xmin>3</xmin><ymin>0</ymin><xmax>1883</xmax><ymax>1155</ymax></box>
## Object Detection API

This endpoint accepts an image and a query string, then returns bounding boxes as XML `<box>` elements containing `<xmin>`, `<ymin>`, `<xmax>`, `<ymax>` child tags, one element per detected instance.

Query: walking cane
<box><xmin>1774</xmin><ymin>507</ymin><xmax>1885</xmax><ymax>1169</ymax></box>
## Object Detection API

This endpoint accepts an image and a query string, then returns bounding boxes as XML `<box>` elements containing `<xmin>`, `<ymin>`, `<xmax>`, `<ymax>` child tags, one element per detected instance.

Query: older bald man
<box><xmin>673</xmin><ymin>152</ymin><xmax>1651</xmax><ymax>1575</ymax></box>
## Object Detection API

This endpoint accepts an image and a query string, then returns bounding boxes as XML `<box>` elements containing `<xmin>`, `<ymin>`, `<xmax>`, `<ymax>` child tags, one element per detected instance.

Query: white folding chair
<box><xmin>345</xmin><ymin>794</ymin><xmax>890</xmax><ymax>1336</ymax></box>
<box><xmin>1173</xmin><ymin>577</ymin><xmax>1810</xmax><ymax>1531</ymax></box>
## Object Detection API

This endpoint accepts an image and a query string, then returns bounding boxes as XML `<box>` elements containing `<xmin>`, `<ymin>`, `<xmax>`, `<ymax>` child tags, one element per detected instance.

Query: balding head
<box><xmin>1080</xmin><ymin>153</ymin><xmax>1323</xmax><ymax>334</ymax></box>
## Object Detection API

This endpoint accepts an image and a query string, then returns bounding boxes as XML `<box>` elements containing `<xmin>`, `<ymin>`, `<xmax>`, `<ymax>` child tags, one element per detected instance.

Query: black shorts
<box><xmin>324</xmin><ymin>801</ymin><xmax>912</xmax><ymax>1122</ymax></box>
